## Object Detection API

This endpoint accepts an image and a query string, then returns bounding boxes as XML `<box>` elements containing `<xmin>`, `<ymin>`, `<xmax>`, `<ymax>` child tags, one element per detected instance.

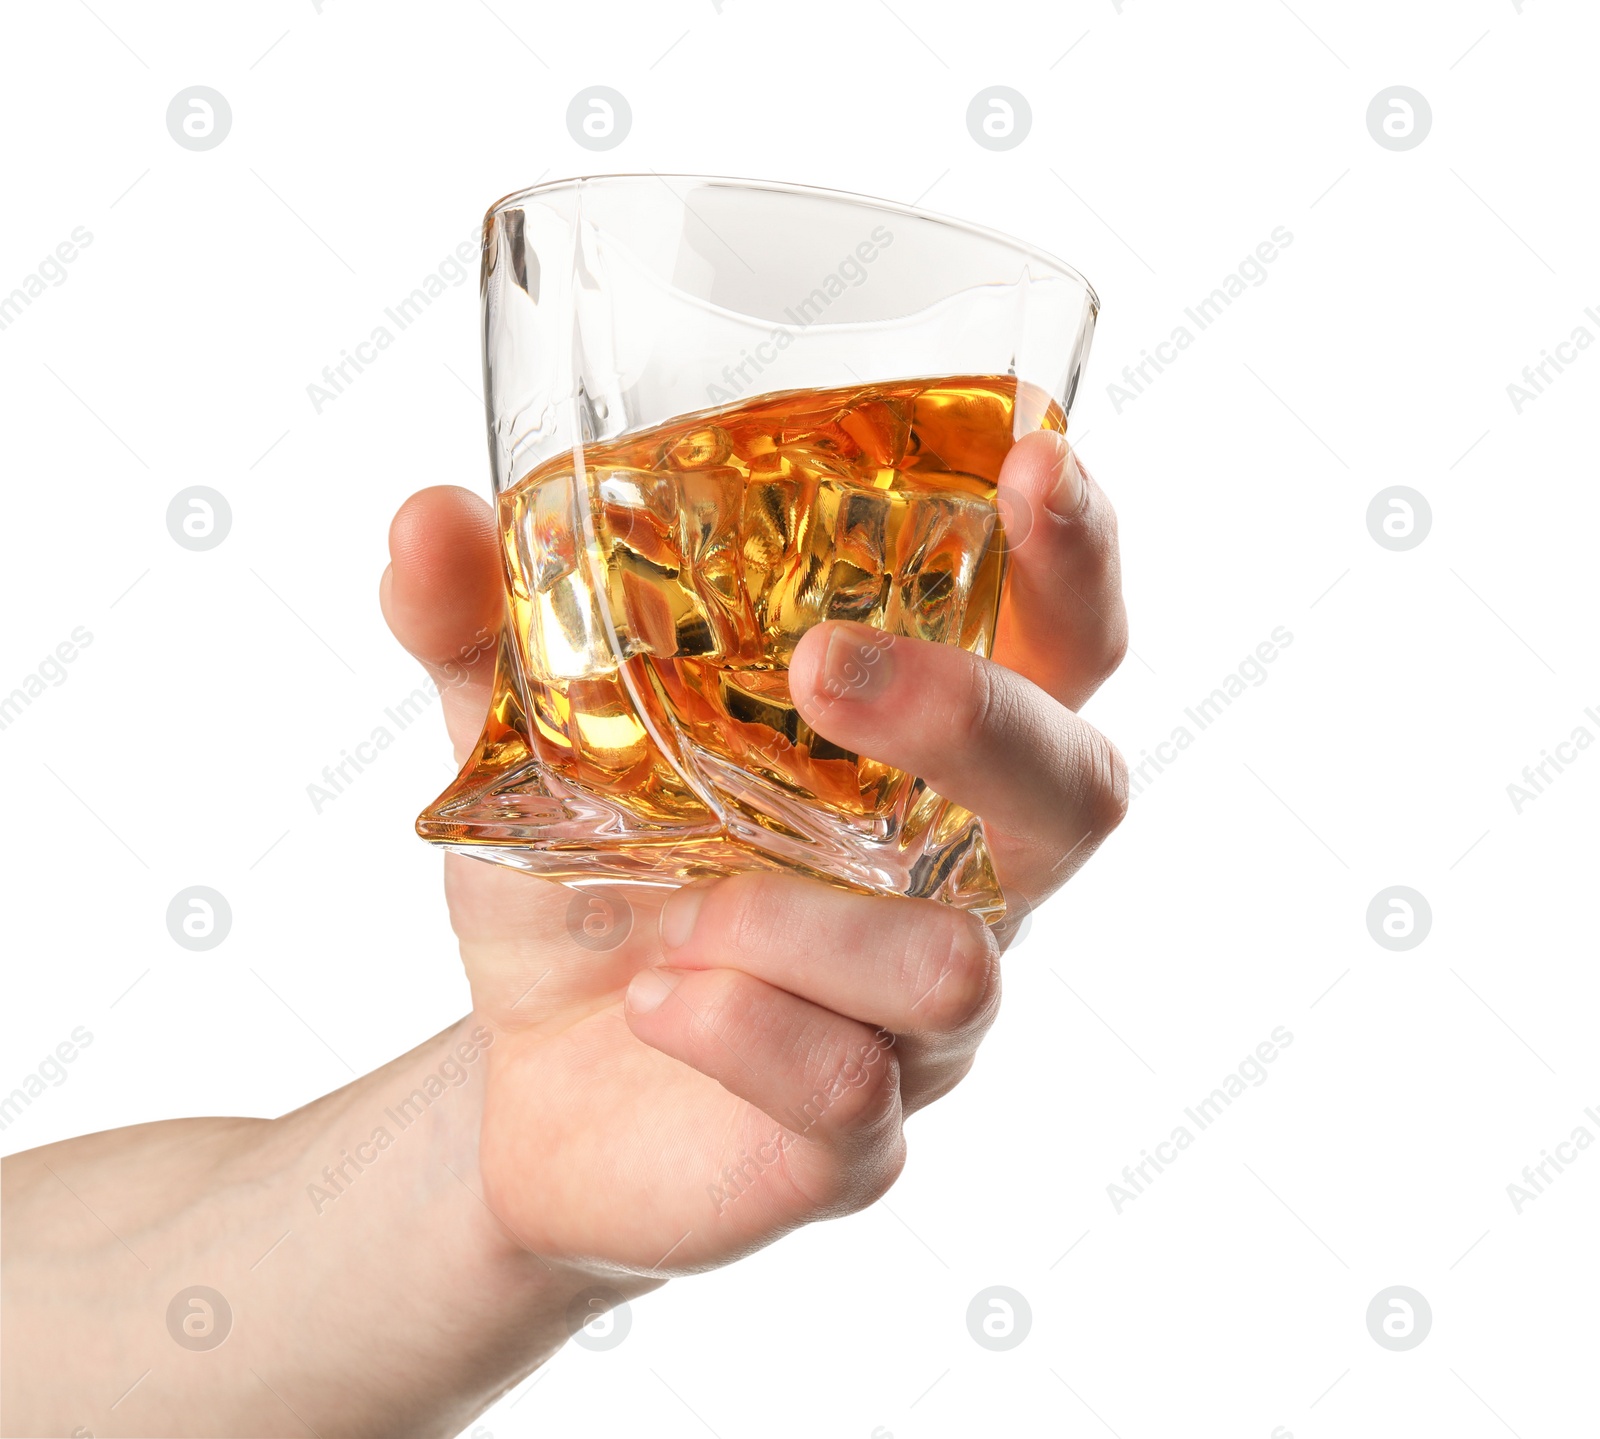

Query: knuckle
<box><xmin>1101</xmin><ymin>614</ymin><xmax>1131</xmax><ymax>676</ymax></box>
<box><xmin>706</xmin><ymin>873</ymin><xmax>782</xmax><ymax>953</ymax></box>
<box><xmin>781</xmin><ymin>1129</ymin><xmax>907</xmax><ymax>1219</ymax></box>
<box><xmin>910</xmin><ymin>915</ymin><xmax>1000</xmax><ymax>1034</ymax></box>
<box><xmin>816</xmin><ymin>1032</ymin><xmax>902</xmax><ymax>1136</ymax></box>
<box><xmin>1095</xmin><ymin>492</ymin><xmax>1120</xmax><ymax>546</ymax></box>
<box><xmin>1072</xmin><ymin>473</ymin><xmax>1116</xmax><ymax>543</ymax></box>
<box><xmin>1085</xmin><ymin>732</ymin><xmax>1130</xmax><ymax>836</ymax></box>
<box><xmin>1068</xmin><ymin>501</ymin><xmax>1121</xmax><ymax>588</ymax></box>
<box><xmin>955</xmin><ymin>660</ymin><xmax>1016</xmax><ymax>752</ymax></box>
<box><xmin>905</xmin><ymin>1053</ymin><xmax>977</xmax><ymax>1114</ymax></box>
<box><xmin>955</xmin><ymin>659</ymin><xmax>995</xmax><ymax>750</ymax></box>
<box><xmin>854</xmin><ymin>1132</ymin><xmax>908</xmax><ymax>1210</ymax></box>
<box><xmin>692</xmin><ymin>968</ymin><xmax>751</xmax><ymax>1047</ymax></box>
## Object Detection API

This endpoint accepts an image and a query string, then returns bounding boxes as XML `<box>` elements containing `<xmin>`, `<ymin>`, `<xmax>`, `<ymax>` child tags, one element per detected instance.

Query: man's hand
<box><xmin>378</xmin><ymin>429</ymin><xmax>1128</xmax><ymax>1275</ymax></box>
<box><xmin>2</xmin><ymin>432</ymin><xmax>1126</xmax><ymax>1439</ymax></box>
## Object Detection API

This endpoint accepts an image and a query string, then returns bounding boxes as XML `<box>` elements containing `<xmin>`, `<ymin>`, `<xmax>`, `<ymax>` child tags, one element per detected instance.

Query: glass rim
<box><xmin>484</xmin><ymin>172</ymin><xmax>1100</xmax><ymax>318</ymax></box>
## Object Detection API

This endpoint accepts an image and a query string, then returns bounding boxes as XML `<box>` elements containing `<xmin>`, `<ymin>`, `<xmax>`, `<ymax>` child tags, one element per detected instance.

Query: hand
<box><xmin>378</xmin><ymin>429</ymin><xmax>1128</xmax><ymax>1279</ymax></box>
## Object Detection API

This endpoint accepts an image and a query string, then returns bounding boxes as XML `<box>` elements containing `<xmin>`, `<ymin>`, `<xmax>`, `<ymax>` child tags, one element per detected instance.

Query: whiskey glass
<box><xmin>417</xmin><ymin>175</ymin><xmax>1098</xmax><ymax>923</ymax></box>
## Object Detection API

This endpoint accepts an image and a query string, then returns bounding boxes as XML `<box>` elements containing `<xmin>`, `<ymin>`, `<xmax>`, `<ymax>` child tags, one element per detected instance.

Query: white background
<box><xmin>2</xmin><ymin>1</ymin><xmax>1596</xmax><ymax>1436</ymax></box>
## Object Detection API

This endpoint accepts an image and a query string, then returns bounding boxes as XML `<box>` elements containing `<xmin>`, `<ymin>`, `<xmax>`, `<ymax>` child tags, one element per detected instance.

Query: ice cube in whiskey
<box><xmin>417</xmin><ymin>373</ymin><xmax>1066</xmax><ymax>923</ymax></box>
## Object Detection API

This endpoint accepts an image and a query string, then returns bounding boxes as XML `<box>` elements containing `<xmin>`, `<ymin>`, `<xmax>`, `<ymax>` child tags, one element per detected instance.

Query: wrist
<box><xmin>247</xmin><ymin>1012</ymin><xmax>637</xmax><ymax>1431</ymax></box>
<box><xmin>1</xmin><ymin>1014</ymin><xmax>649</xmax><ymax>1439</ymax></box>
<box><xmin>264</xmin><ymin>1012</ymin><xmax>661</xmax><ymax>1410</ymax></box>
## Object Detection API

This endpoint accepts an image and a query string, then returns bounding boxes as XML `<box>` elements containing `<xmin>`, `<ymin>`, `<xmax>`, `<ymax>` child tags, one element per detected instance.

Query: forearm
<box><xmin>1</xmin><ymin>1015</ymin><xmax>641</xmax><ymax>1438</ymax></box>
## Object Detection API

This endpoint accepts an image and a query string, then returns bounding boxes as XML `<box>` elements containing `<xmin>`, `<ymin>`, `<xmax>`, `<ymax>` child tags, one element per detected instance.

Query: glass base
<box><xmin>417</xmin><ymin>697</ymin><xmax>1005</xmax><ymax>923</ymax></box>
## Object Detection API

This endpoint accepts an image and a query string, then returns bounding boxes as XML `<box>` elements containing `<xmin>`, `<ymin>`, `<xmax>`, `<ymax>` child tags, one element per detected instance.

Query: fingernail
<box><xmin>658</xmin><ymin>885</ymin><xmax>708</xmax><ymax>950</ymax></box>
<box><xmin>626</xmin><ymin>967</ymin><xmax>679</xmax><ymax>1015</ymax></box>
<box><xmin>1043</xmin><ymin>436</ymin><xmax>1087</xmax><ymax>521</ymax></box>
<box><xmin>820</xmin><ymin>622</ymin><xmax>893</xmax><ymax>702</ymax></box>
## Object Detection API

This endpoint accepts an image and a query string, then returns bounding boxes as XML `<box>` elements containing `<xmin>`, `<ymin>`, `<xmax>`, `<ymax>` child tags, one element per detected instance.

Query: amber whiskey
<box><xmin>419</xmin><ymin>374</ymin><xmax>1065</xmax><ymax>921</ymax></box>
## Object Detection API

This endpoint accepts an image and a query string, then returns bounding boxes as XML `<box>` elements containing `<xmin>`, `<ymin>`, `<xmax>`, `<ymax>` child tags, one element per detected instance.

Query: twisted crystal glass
<box><xmin>417</xmin><ymin>175</ymin><xmax>1097</xmax><ymax>923</ymax></box>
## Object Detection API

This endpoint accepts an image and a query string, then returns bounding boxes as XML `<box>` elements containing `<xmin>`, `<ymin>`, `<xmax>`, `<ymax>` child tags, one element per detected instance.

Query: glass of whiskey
<box><xmin>417</xmin><ymin>176</ymin><xmax>1098</xmax><ymax>924</ymax></box>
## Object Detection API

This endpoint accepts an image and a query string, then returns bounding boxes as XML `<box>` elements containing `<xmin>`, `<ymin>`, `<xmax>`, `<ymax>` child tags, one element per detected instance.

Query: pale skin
<box><xmin>1</xmin><ymin>430</ymin><xmax>1128</xmax><ymax>1438</ymax></box>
